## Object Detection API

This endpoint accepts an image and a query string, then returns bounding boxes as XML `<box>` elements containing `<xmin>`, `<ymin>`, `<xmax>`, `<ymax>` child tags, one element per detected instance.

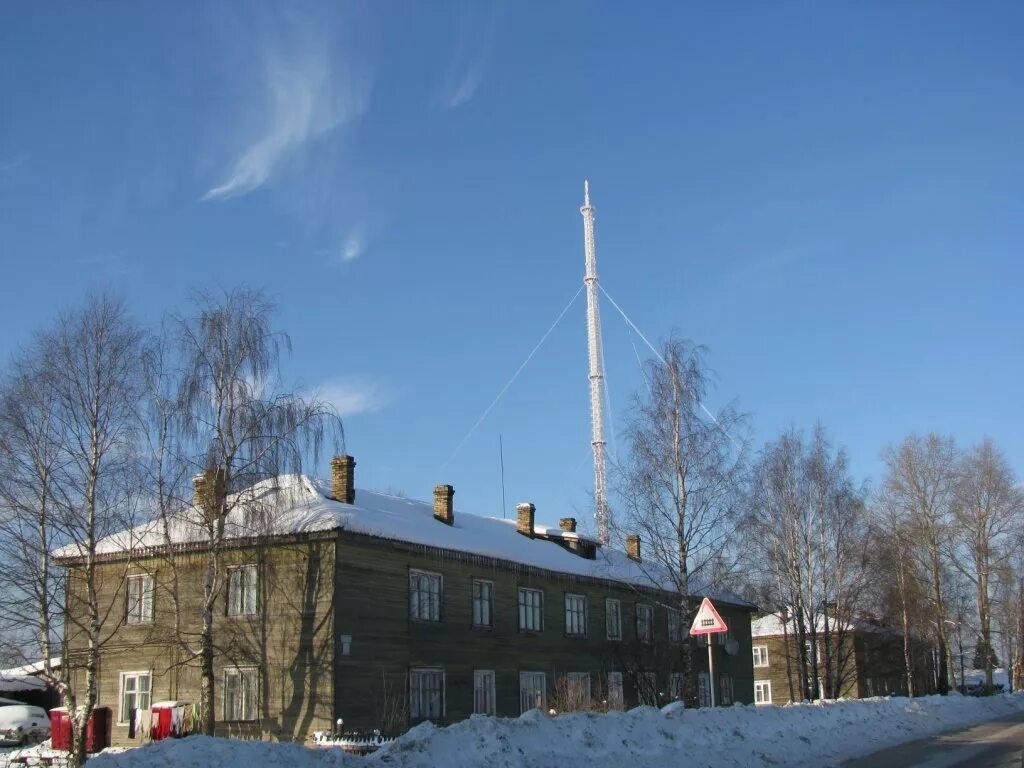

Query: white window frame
<box><xmin>118</xmin><ymin>671</ymin><xmax>151</xmax><ymax>724</ymax></box>
<box><xmin>471</xmin><ymin>579</ymin><xmax>493</xmax><ymax>628</ymax></box>
<box><xmin>518</xmin><ymin>587</ymin><xmax>543</xmax><ymax>632</ymax></box>
<box><xmin>519</xmin><ymin>671</ymin><xmax>546</xmax><ymax>713</ymax></box>
<box><xmin>409</xmin><ymin>668</ymin><xmax>445</xmax><ymax>721</ymax></box>
<box><xmin>637</xmin><ymin>671</ymin><xmax>658</xmax><ymax>706</ymax></box>
<box><xmin>670</xmin><ymin>672</ymin><xmax>684</xmax><ymax>701</ymax></box>
<box><xmin>636</xmin><ymin>603</ymin><xmax>654</xmax><ymax>643</ymax></box>
<box><xmin>227</xmin><ymin>564</ymin><xmax>258</xmax><ymax>617</ymax></box>
<box><xmin>605</xmin><ymin>598</ymin><xmax>622</xmax><ymax>641</ymax></box>
<box><xmin>697</xmin><ymin>672</ymin><xmax>711</xmax><ymax>708</ymax></box>
<box><xmin>607</xmin><ymin>671</ymin><xmax>624</xmax><ymax>710</ymax></box>
<box><xmin>719</xmin><ymin>673</ymin><xmax>733</xmax><ymax>706</ymax></box>
<box><xmin>473</xmin><ymin>670</ymin><xmax>496</xmax><ymax>715</ymax></box>
<box><xmin>752</xmin><ymin>645</ymin><xmax>769</xmax><ymax>667</ymax></box>
<box><xmin>565</xmin><ymin>672</ymin><xmax>592</xmax><ymax>710</ymax></box>
<box><xmin>754</xmin><ymin>680</ymin><xmax>772</xmax><ymax>705</ymax></box>
<box><xmin>126</xmin><ymin>574</ymin><xmax>154</xmax><ymax>625</ymax></box>
<box><xmin>223</xmin><ymin>666</ymin><xmax>258</xmax><ymax>721</ymax></box>
<box><xmin>409</xmin><ymin>570</ymin><xmax>442</xmax><ymax>622</ymax></box>
<box><xmin>564</xmin><ymin>594</ymin><xmax>587</xmax><ymax>636</ymax></box>
<box><xmin>667</xmin><ymin>608</ymin><xmax>682</xmax><ymax>644</ymax></box>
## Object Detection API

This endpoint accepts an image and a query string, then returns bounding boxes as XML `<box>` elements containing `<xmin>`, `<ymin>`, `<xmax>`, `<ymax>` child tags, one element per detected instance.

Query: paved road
<box><xmin>842</xmin><ymin>713</ymin><xmax>1024</xmax><ymax>768</ymax></box>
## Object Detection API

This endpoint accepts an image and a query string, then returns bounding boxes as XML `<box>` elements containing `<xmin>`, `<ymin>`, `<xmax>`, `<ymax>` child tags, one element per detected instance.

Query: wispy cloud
<box><xmin>202</xmin><ymin>13</ymin><xmax>371</xmax><ymax>202</ymax></box>
<box><xmin>316</xmin><ymin>376</ymin><xmax>393</xmax><ymax>418</ymax></box>
<box><xmin>340</xmin><ymin>231</ymin><xmax>364</xmax><ymax>262</ymax></box>
<box><xmin>441</xmin><ymin>7</ymin><xmax>497</xmax><ymax>108</ymax></box>
<box><xmin>0</xmin><ymin>155</ymin><xmax>27</xmax><ymax>186</ymax></box>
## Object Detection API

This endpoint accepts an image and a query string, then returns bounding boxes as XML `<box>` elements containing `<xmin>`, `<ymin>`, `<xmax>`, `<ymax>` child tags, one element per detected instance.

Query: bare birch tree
<box><xmin>0</xmin><ymin>296</ymin><xmax>143</xmax><ymax>766</ymax></box>
<box><xmin>879</xmin><ymin>433</ymin><xmax>958</xmax><ymax>693</ymax></box>
<box><xmin>170</xmin><ymin>289</ymin><xmax>340</xmax><ymax>735</ymax></box>
<box><xmin>613</xmin><ymin>338</ymin><xmax>748</xmax><ymax>697</ymax></box>
<box><xmin>950</xmin><ymin>439</ymin><xmax>1023</xmax><ymax>690</ymax></box>
<box><xmin>743</xmin><ymin>426</ymin><xmax>869</xmax><ymax>700</ymax></box>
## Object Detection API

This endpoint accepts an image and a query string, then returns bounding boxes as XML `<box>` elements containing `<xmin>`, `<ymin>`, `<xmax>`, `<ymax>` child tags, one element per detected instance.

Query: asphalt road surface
<box><xmin>842</xmin><ymin>712</ymin><xmax>1024</xmax><ymax>768</ymax></box>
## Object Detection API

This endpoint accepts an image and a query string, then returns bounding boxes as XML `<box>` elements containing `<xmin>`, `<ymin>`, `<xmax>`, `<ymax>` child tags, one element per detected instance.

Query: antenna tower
<box><xmin>580</xmin><ymin>180</ymin><xmax>609</xmax><ymax>544</ymax></box>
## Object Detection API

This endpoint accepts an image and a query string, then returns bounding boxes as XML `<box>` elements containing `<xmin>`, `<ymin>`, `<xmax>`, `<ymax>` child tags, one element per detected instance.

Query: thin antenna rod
<box><xmin>581</xmin><ymin>179</ymin><xmax>610</xmax><ymax>545</ymax></box>
<box><xmin>499</xmin><ymin>434</ymin><xmax>507</xmax><ymax>520</ymax></box>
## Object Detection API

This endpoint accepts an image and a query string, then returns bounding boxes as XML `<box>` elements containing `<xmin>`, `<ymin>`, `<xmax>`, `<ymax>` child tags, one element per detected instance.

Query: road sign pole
<box><xmin>708</xmin><ymin>639</ymin><xmax>716</xmax><ymax>708</ymax></box>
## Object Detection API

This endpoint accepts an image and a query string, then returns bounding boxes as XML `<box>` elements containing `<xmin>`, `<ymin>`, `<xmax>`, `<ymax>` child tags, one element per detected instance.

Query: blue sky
<box><xmin>1</xmin><ymin>2</ymin><xmax>1021</xmax><ymax>534</ymax></box>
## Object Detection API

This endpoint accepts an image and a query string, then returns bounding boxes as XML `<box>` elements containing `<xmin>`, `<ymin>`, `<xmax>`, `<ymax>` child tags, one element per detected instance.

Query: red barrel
<box><xmin>49</xmin><ymin>708</ymin><xmax>71</xmax><ymax>751</ymax></box>
<box><xmin>85</xmin><ymin>707</ymin><xmax>111</xmax><ymax>753</ymax></box>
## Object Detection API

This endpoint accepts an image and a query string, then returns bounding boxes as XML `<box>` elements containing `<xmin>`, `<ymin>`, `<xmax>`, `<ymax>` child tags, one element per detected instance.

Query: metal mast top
<box><xmin>580</xmin><ymin>180</ymin><xmax>609</xmax><ymax>545</ymax></box>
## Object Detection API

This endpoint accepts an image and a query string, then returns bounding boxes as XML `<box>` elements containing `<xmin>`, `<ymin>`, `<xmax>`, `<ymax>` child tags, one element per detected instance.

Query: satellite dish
<box><xmin>724</xmin><ymin>639</ymin><xmax>739</xmax><ymax>656</ymax></box>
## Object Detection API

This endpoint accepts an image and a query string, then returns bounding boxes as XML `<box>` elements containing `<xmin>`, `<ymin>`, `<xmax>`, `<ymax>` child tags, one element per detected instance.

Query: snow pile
<box><xmin>84</xmin><ymin>694</ymin><xmax>1024</xmax><ymax>768</ymax></box>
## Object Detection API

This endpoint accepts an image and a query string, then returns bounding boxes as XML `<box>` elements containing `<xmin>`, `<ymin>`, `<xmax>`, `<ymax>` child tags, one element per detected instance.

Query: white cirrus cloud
<box><xmin>340</xmin><ymin>231</ymin><xmax>364</xmax><ymax>262</ymax></box>
<box><xmin>441</xmin><ymin>7</ymin><xmax>497</xmax><ymax>109</ymax></box>
<box><xmin>315</xmin><ymin>376</ymin><xmax>393</xmax><ymax>418</ymax></box>
<box><xmin>202</xmin><ymin>14</ymin><xmax>371</xmax><ymax>202</ymax></box>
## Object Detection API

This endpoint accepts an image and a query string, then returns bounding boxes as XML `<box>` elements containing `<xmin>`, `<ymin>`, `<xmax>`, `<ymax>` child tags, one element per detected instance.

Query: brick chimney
<box><xmin>559</xmin><ymin>517</ymin><xmax>577</xmax><ymax>533</ymax></box>
<box><xmin>330</xmin><ymin>455</ymin><xmax>356</xmax><ymax>504</ymax></box>
<box><xmin>516</xmin><ymin>503</ymin><xmax>536</xmax><ymax>538</ymax></box>
<box><xmin>626</xmin><ymin>534</ymin><xmax>641</xmax><ymax>563</ymax></box>
<box><xmin>433</xmin><ymin>484</ymin><xmax>455</xmax><ymax>526</ymax></box>
<box><xmin>193</xmin><ymin>468</ymin><xmax>226</xmax><ymax>521</ymax></box>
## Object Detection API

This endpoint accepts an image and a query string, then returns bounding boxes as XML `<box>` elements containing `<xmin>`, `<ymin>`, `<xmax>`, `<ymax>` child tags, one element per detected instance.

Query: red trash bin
<box><xmin>85</xmin><ymin>707</ymin><xmax>111</xmax><ymax>753</ymax></box>
<box><xmin>49</xmin><ymin>707</ymin><xmax>110</xmax><ymax>753</ymax></box>
<box><xmin>49</xmin><ymin>708</ymin><xmax>71</xmax><ymax>751</ymax></box>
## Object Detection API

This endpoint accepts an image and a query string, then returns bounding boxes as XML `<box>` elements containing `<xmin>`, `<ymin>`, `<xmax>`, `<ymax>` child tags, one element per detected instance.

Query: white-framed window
<box><xmin>719</xmin><ymin>673</ymin><xmax>733</xmax><ymax>705</ymax></box>
<box><xmin>473</xmin><ymin>670</ymin><xmax>496</xmax><ymax>715</ymax></box>
<box><xmin>697</xmin><ymin>672</ymin><xmax>711</xmax><ymax>708</ymax></box>
<box><xmin>667</xmin><ymin>608</ymin><xmax>683</xmax><ymax>644</ymax></box>
<box><xmin>409</xmin><ymin>570</ymin><xmax>442</xmax><ymax>622</ymax></box>
<box><xmin>518</xmin><ymin>587</ymin><xmax>543</xmax><ymax>632</ymax></box>
<box><xmin>223</xmin><ymin>666</ymin><xmax>258</xmax><ymax>721</ymax></box>
<box><xmin>752</xmin><ymin>645</ymin><xmax>769</xmax><ymax>667</ymax></box>
<box><xmin>519</xmin><ymin>671</ymin><xmax>546</xmax><ymax>713</ymax></box>
<box><xmin>126</xmin><ymin>574</ymin><xmax>154</xmax><ymax>625</ymax></box>
<box><xmin>636</xmin><ymin>603</ymin><xmax>654</xmax><ymax>643</ymax></box>
<box><xmin>637</xmin><ymin>671</ymin><xmax>658</xmax><ymax>706</ymax></box>
<box><xmin>670</xmin><ymin>672</ymin><xmax>684</xmax><ymax>701</ymax></box>
<box><xmin>754</xmin><ymin>680</ymin><xmax>772</xmax><ymax>705</ymax></box>
<box><xmin>472</xmin><ymin>579</ymin><xmax>493</xmax><ymax>628</ymax></box>
<box><xmin>227</xmin><ymin>564</ymin><xmax>258</xmax><ymax>616</ymax></box>
<box><xmin>716</xmin><ymin>623</ymin><xmax>733</xmax><ymax>645</ymax></box>
<box><xmin>565</xmin><ymin>594</ymin><xmax>587</xmax><ymax>636</ymax></box>
<box><xmin>409</xmin><ymin>668</ymin><xmax>445</xmax><ymax>721</ymax></box>
<box><xmin>607</xmin><ymin>671</ymin><xmax>624</xmax><ymax>710</ymax></box>
<box><xmin>605</xmin><ymin>598</ymin><xmax>622</xmax><ymax>640</ymax></box>
<box><xmin>118</xmin><ymin>671</ymin><xmax>151</xmax><ymax>724</ymax></box>
<box><xmin>565</xmin><ymin>672</ymin><xmax>591</xmax><ymax>710</ymax></box>
<box><xmin>804</xmin><ymin>639</ymin><xmax>822</xmax><ymax>663</ymax></box>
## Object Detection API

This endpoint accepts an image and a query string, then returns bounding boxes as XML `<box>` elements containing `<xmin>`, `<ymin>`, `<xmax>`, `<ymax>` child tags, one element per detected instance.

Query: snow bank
<box><xmin>84</xmin><ymin>695</ymin><xmax>1024</xmax><ymax>768</ymax></box>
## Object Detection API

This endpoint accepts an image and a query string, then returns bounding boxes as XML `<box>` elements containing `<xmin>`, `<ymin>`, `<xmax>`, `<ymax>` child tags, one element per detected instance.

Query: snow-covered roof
<box><xmin>751</xmin><ymin>612</ymin><xmax>887</xmax><ymax>638</ymax></box>
<box><xmin>55</xmin><ymin>474</ymin><xmax>752</xmax><ymax>608</ymax></box>
<box><xmin>0</xmin><ymin>659</ymin><xmax>59</xmax><ymax>692</ymax></box>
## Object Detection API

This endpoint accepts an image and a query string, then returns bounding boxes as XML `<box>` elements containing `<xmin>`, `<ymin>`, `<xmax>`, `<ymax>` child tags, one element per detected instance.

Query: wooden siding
<box><xmin>333</xmin><ymin>532</ymin><xmax>754</xmax><ymax>731</ymax></box>
<box><xmin>64</xmin><ymin>537</ymin><xmax>336</xmax><ymax>746</ymax></box>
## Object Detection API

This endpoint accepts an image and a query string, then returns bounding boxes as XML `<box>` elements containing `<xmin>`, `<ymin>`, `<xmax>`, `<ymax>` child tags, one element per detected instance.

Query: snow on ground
<box><xmin>77</xmin><ymin>694</ymin><xmax>1024</xmax><ymax>768</ymax></box>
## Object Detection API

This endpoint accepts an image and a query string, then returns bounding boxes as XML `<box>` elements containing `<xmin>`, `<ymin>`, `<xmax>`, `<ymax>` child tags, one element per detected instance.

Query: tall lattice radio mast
<box><xmin>580</xmin><ymin>180</ymin><xmax>609</xmax><ymax>545</ymax></box>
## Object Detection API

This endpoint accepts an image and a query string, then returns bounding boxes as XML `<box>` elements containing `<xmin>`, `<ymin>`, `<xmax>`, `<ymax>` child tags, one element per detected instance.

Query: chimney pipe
<box><xmin>559</xmin><ymin>517</ymin><xmax>577</xmax><ymax>533</ymax></box>
<box><xmin>193</xmin><ymin>469</ymin><xmax>226</xmax><ymax>522</ymax></box>
<box><xmin>330</xmin><ymin>455</ymin><xmax>356</xmax><ymax>505</ymax></box>
<box><xmin>433</xmin><ymin>484</ymin><xmax>455</xmax><ymax>525</ymax></box>
<box><xmin>516</xmin><ymin>503</ymin><xmax>536</xmax><ymax>538</ymax></box>
<box><xmin>626</xmin><ymin>534</ymin><xmax>641</xmax><ymax>563</ymax></box>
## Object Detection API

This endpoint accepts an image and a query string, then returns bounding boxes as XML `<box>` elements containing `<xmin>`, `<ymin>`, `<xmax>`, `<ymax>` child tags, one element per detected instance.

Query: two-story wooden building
<box><xmin>57</xmin><ymin>456</ymin><xmax>756</xmax><ymax>745</ymax></box>
<box><xmin>749</xmin><ymin>611</ymin><xmax>936</xmax><ymax>705</ymax></box>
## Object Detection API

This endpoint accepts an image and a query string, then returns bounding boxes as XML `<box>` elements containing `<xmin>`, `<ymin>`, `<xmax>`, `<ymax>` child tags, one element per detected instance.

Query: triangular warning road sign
<box><xmin>689</xmin><ymin>597</ymin><xmax>728</xmax><ymax>636</ymax></box>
